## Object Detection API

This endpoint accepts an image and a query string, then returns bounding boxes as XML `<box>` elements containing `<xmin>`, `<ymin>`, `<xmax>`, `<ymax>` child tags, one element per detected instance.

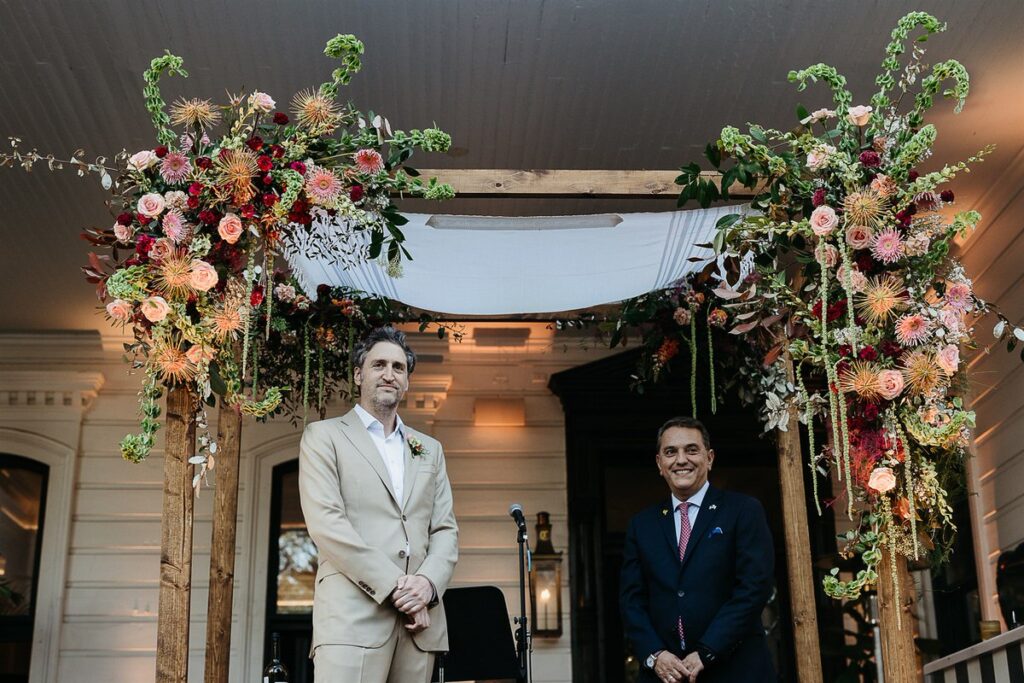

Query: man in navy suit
<box><xmin>620</xmin><ymin>417</ymin><xmax>775</xmax><ymax>683</ymax></box>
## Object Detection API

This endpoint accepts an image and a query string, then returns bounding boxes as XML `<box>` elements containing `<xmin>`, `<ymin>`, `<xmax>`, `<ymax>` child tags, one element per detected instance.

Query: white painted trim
<box><xmin>0</xmin><ymin>428</ymin><xmax>76</xmax><ymax>683</ymax></box>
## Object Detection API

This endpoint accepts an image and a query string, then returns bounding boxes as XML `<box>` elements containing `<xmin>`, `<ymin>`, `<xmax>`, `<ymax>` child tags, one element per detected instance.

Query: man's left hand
<box><xmin>392</xmin><ymin>574</ymin><xmax>434</xmax><ymax>614</ymax></box>
<box><xmin>680</xmin><ymin>652</ymin><xmax>704</xmax><ymax>682</ymax></box>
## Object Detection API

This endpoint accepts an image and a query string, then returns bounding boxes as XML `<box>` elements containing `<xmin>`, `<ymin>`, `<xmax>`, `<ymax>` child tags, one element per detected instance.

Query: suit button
<box><xmin>402</xmin><ymin>514</ymin><xmax>407</xmax><ymax>521</ymax></box>
<box><xmin>399</xmin><ymin>550</ymin><xmax>407</xmax><ymax>558</ymax></box>
<box><xmin>677</xmin><ymin>590</ymin><xmax>685</xmax><ymax>598</ymax></box>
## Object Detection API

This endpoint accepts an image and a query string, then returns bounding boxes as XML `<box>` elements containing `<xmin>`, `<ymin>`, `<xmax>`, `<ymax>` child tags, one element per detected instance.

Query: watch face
<box><xmin>645</xmin><ymin>654</ymin><xmax>657</xmax><ymax>669</ymax></box>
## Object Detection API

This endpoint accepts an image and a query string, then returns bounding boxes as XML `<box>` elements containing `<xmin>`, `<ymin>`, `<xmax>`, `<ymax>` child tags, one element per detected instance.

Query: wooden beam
<box><xmin>156</xmin><ymin>384</ymin><xmax>196</xmax><ymax>683</ymax></box>
<box><xmin>778</xmin><ymin>354</ymin><xmax>825</xmax><ymax>683</ymax></box>
<box><xmin>877</xmin><ymin>550</ymin><xmax>920</xmax><ymax>682</ymax></box>
<box><xmin>416</xmin><ymin>169</ymin><xmax>757</xmax><ymax>198</ymax></box>
<box><xmin>203</xmin><ymin>404</ymin><xmax>243</xmax><ymax>683</ymax></box>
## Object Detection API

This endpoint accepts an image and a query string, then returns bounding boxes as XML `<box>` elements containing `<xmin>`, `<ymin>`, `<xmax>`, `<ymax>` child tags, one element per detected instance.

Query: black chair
<box><xmin>432</xmin><ymin>585</ymin><xmax>520</xmax><ymax>682</ymax></box>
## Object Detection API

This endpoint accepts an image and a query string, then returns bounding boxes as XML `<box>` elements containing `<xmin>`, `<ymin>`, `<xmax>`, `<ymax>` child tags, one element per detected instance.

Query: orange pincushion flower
<box><xmin>155</xmin><ymin>251</ymin><xmax>195</xmax><ymax>299</ymax></box>
<box><xmin>213</xmin><ymin>149</ymin><xmax>259</xmax><ymax>205</ymax></box>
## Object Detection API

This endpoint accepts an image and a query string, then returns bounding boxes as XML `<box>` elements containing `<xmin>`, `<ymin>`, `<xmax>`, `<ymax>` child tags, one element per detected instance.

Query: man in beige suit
<box><xmin>299</xmin><ymin>326</ymin><xmax>458</xmax><ymax>682</ymax></box>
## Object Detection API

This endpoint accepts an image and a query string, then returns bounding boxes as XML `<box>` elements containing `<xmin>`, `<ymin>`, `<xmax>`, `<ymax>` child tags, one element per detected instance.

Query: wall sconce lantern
<box><xmin>530</xmin><ymin>511</ymin><xmax>563</xmax><ymax>638</ymax></box>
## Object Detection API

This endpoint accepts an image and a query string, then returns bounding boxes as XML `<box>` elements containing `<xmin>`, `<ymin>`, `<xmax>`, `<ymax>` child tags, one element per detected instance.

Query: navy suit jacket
<box><xmin>620</xmin><ymin>486</ymin><xmax>776</xmax><ymax>682</ymax></box>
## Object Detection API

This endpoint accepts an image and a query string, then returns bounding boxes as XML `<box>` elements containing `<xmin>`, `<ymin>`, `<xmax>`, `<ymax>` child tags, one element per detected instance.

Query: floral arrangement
<box><xmin>619</xmin><ymin>12</ymin><xmax>1024</xmax><ymax>611</ymax></box>
<box><xmin>5</xmin><ymin>34</ymin><xmax>455</xmax><ymax>467</ymax></box>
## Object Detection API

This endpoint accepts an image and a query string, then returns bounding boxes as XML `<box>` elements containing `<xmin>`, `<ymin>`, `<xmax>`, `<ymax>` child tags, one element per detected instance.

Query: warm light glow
<box><xmin>540</xmin><ymin>588</ymin><xmax>551</xmax><ymax>602</ymax></box>
<box><xmin>474</xmin><ymin>397</ymin><xmax>526</xmax><ymax>426</ymax></box>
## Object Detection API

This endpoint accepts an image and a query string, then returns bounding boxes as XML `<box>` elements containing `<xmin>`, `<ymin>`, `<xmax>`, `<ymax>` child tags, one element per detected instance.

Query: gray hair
<box><xmin>656</xmin><ymin>416</ymin><xmax>711</xmax><ymax>451</ymax></box>
<box><xmin>353</xmin><ymin>326</ymin><xmax>416</xmax><ymax>374</ymax></box>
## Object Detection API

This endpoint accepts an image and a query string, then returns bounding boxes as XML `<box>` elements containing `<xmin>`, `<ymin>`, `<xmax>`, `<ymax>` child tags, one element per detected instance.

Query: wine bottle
<box><xmin>263</xmin><ymin>632</ymin><xmax>289</xmax><ymax>683</ymax></box>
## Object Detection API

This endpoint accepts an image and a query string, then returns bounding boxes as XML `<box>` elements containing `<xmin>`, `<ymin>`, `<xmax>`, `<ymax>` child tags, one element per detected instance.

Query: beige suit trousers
<box><xmin>312</xmin><ymin>620</ymin><xmax>435</xmax><ymax>683</ymax></box>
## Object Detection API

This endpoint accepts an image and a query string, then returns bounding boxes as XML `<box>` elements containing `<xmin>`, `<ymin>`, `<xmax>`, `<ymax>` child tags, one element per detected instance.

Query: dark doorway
<box><xmin>549</xmin><ymin>348</ymin><xmax>834</xmax><ymax>683</ymax></box>
<box><xmin>0</xmin><ymin>454</ymin><xmax>48</xmax><ymax>683</ymax></box>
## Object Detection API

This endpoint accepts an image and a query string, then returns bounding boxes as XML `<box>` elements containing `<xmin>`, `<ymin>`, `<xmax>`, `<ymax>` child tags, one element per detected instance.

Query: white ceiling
<box><xmin>1</xmin><ymin>0</ymin><xmax>1022</xmax><ymax>332</ymax></box>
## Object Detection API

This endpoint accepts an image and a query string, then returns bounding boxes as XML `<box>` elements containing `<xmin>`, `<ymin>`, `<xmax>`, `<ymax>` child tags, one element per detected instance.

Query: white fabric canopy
<box><xmin>287</xmin><ymin>205</ymin><xmax>743</xmax><ymax>315</ymax></box>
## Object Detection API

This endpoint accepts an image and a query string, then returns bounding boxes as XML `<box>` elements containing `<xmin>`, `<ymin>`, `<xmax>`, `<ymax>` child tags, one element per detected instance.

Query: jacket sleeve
<box><xmin>298</xmin><ymin>422</ymin><xmax>403</xmax><ymax>604</ymax></box>
<box><xmin>414</xmin><ymin>442</ymin><xmax>459</xmax><ymax>597</ymax></box>
<box><xmin>697</xmin><ymin>497</ymin><xmax>774</xmax><ymax>655</ymax></box>
<box><xmin>619</xmin><ymin>516</ymin><xmax>668</xmax><ymax>661</ymax></box>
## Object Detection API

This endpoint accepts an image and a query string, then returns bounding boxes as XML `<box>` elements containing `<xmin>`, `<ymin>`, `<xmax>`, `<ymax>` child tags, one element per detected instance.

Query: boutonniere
<box><xmin>407</xmin><ymin>435</ymin><xmax>425</xmax><ymax>458</ymax></box>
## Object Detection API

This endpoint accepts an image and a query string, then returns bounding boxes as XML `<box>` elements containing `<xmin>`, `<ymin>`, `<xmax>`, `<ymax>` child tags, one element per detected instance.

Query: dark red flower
<box><xmin>136</xmin><ymin>213</ymin><xmax>152</xmax><ymax>226</ymax></box>
<box><xmin>879</xmin><ymin>339</ymin><xmax>903</xmax><ymax>358</ymax></box>
<box><xmin>257</xmin><ymin>155</ymin><xmax>273</xmax><ymax>172</ymax></box>
<box><xmin>836</xmin><ymin>360</ymin><xmax>851</xmax><ymax>377</ymax></box>
<box><xmin>135</xmin><ymin>234</ymin><xmax>154</xmax><ymax>255</ymax></box>
<box><xmin>859</xmin><ymin>150</ymin><xmax>881</xmax><ymax>168</ymax></box>
<box><xmin>855</xmin><ymin>252</ymin><xmax>876</xmax><ymax>272</ymax></box>
<box><xmin>186</xmin><ymin>196</ymin><xmax>200</xmax><ymax>210</ymax></box>
<box><xmin>350</xmin><ymin>184</ymin><xmax>364</xmax><ymax>202</ymax></box>
<box><xmin>262</xmin><ymin>193</ymin><xmax>278</xmax><ymax>207</ymax></box>
<box><xmin>908</xmin><ymin>170</ymin><xmax>919</xmax><ymax>181</ymax></box>
<box><xmin>811</xmin><ymin>300</ymin><xmax>822</xmax><ymax>319</ymax></box>
<box><xmin>240</xmin><ymin>204</ymin><xmax>256</xmax><ymax>219</ymax></box>
<box><xmin>116</xmin><ymin>212</ymin><xmax>134</xmax><ymax>226</ymax></box>
<box><xmin>826</xmin><ymin>299</ymin><xmax>847</xmax><ymax>323</ymax></box>
<box><xmin>246</xmin><ymin>136</ymin><xmax>264</xmax><ymax>151</ymax></box>
<box><xmin>857</xmin><ymin>346</ymin><xmax>878</xmax><ymax>361</ymax></box>
<box><xmin>316</xmin><ymin>284</ymin><xmax>332</xmax><ymax>299</ymax></box>
<box><xmin>154</xmin><ymin>145</ymin><xmax>168</xmax><ymax>158</ymax></box>
<box><xmin>273</xmin><ymin>112</ymin><xmax>289</xmax><ymax>125</ymax></box>
<box><xmin>270</xmin><ymin>145</ymin><xmax>285</xmax><ymax>159</ymax></box>
<box><xmin>195</xmin><ymin>156</ymin><xmax>212</xmax><ymax>170</ymax></box>
<box><xmin>218</xmin><ymin>148</ymin><xmax>232</xmax><ymax>160</ymax></box>
<box><xmin>188</xmin><ymin>182</ymin><xmax>204</xmax><ymax>197</ymax></box>
<box><xmin>838</xmin><ymin>344</ymin><xmax>852</xmax><ymax>358</ymax></box>
<box><xmin>262</xmin><ymin>173</ymin><xmax>274</xmax><ymax>186</ymax></box>
<box><xmin>940</xmin><ymin>189</ymin><xmax>955</xmax><ymax>202</ymax></box>
<box><xmin>811</xmin><ymin>188</ymin><xmax>826</xmax><ymax>207</ymax></box>
<box><xmin>289</xmin><ymin>161</ymin><xmax>307</xmax><ymax>175</ymax></box>
<box><xmin>199</xmin><ymin>210</ymin><xmax>218</xmax><ymax>225</ymax></box>
<box><xmin>123</xmin><ymin>257</ymin><xmax>142</xmax><ymax>267</ymax></box>
<box><xmin>250</xmin><ymin>286</ymin><xmax>264</xmax><ymax>308</ymax></box>
<box><xmin>862</xmin><ymin>403</ymin><xmax>879</xmax><ymax>421</ymax></box>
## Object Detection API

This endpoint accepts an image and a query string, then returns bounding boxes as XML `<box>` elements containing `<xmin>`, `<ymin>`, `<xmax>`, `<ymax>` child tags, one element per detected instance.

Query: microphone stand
<box><xmin>514</xmin><ymin>522</ymin><xmax>530</xmax><ymax>683</ymax></box>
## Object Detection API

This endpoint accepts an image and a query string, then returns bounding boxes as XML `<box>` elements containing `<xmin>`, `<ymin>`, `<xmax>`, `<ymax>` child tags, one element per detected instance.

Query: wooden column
<box><xmin>156</xmin><ymin>384</ymin><xmax>197</xmax><ymax>683</ymax></box>
<box><xmin>877</xmin><ymin>550</ymin><xmax>920</xmax><ymax>682</ymax></box>
<box><xmin>204</xmin><ymin>403</ymin><xmax>243</xmax><ymax>683</ymax></box>
<box><xmin>778</xmin><ymin>354</ymin><xmax>825</xmax><ymax>683</ymax></box>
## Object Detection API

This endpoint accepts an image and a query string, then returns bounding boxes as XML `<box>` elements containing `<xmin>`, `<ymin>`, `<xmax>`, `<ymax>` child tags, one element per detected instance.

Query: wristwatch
<box><xmin>695</xmin><ymin>644</ymin><xmax>716</xmax><ymax>665</ymax></box>
<box><xmin>645</xmin><ymin>650</ymin><xmax>663</xmax><ymax>669</ymax></box>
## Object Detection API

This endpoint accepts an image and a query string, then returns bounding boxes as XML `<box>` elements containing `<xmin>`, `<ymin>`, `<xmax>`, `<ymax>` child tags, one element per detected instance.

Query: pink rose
<box><xmin>847</xmin><ymin>105</ymin><xmax>873</xmax><ymax>126</ymax></box>
<box><xmin>189</xmin><ymin>260</ymin><xmax>219</xmax><ymax>291</ymax></box>
<box><xmin>149</xmin><ymin>237</ymin><xmax>175</xmax><ymax>262</ymax></box>
<box><xmin>137</xmin><ymin>192</ymin><xmax>166</xmax><ymax>218</ymax></box>
<box><xmin>185</xmin><ymin>345</ymin><xmax>215</xmax><ymax>365</ymax></box>
<box><xmin>249</xmin><ymin>92</ymin><xmax>276</xmax><ymax>112</ymax></box>
<box><xmin>673</xmin><ymin>307</ymin><xmax>691</xmax><ymax>326</ymax></box>
<box><xmin>877</xmin><ymin>369</ymin><xmax>905</xmax><ymax>400</ymax></box>
<box><xmin>128</xmin><ymin>150</ymin><xmax>158</xmax><ymax>171</ymax></box>
<box><xmin>141</xmin><ymin>296</ymin><xmax>171</xmax><ymax>322</ymax></box>
<box><xmin>816</xmin><ymin>242</ymin><xmax>839</xmax><ymax>268</ymax></box>
<box><xmin>810</xmin><ymin>206</ymin><xmax>839</xmax><ymax>236</ymax></box>
<box><xmin>867</xmin><ymin>466</ymin><xmax>897</xmax><ymax>494</ymax></box>
<box><xmin>274</xmin><ymin>283</ymin><xmax>297</xmax><ymax>302</ymax></box>
<box><xmin>937</xmin><ymin>344</ymin><xmax>960</xmax><ymax>375</ymax></box>
<box><xmin>803</xmin><ymin>108</ymin><xmax>835</xmax><ymax>123</ymax></box>
<box><xmin>806</xmin><ymin>145</ymin><xmax>835</xmax><ymax>171</ymax></box>
<box><xmin>113</xmin><ymin>222</ymin><xmax>133</xmax><ymax>243</ymax></box>
<box><xmin>164</xmin><ymin>190</ymin><xmax>189</xmax><ymax>212</ymax></box>
<box><xmin>218</xmin><ymin>213</ymin><xmax>244</xmax><ymax>244</ymax></box>
<box><xmin>845</xmin><ymin>224</ymin><xmax>874</xmax><ymax>250</ymax></box>
<box><xmin>941</xmin><ymin>308</ymin><xmax>964</xmax><ymax>335</ymax></box>
<box><xmin>105</xmin><ymin>299</ymin><xmax>133</xmax><ymax>321</ymax></box>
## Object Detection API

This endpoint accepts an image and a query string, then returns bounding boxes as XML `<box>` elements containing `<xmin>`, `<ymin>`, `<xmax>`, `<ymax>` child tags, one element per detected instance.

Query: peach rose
<box><xmin>141</xmin><ymin>296</ymin><xmax>171</xmax><ymax>323</ymax></box>
<box><xmin>847</xmin><ymin>105</ymin><xmax>873</xmax><ymax>127</ymax></box>
<box><xmin>807</xmin><ymin>108</ymin><xmax>836</xmax><ymax>123</ymax></box>
<box><xmin>810</xmin><ymin>206</ymin><xmax>839</xmax><ymax>236</ymax></box>
<box><xmin>877</xmin><ymin>369</ymin><xmax>905</xmax><ymax>400</ymax></box>
<box><xmin>845</xmin><ymin>224</ymin><xmax>874</xmax><ymax>250</ymax></box>
<box><xmin>105</xmin><ymin>299</ymin><xmax>133</xmax><ymax>321</ymax></box>
<box><xmin>185</xmin><ymin>345</ymin><xmax>215</xmax><ymax>365</ymax></box>
<box><xmin>937</xmin><ymin>344</ymin><xmax>960</xmax><ymax>375</ymax></box>
<box><xmin>249</xmin><ymin>92</ymin><xmax>276</xmax><ymax>112</ymax></box>
<box><xmin>149</xmin><ymin>237</ymin><xmax>174</xmax><ymax>262</ymax></box>
<box><xmin>128</xmin><ymin>150</ymin><xmax>158</xmax><ymax>171</ymax></box>
<box><xmin>137</xmin><ymin>192</ymin><xmax>166</xmax><ymax>218</ymax></box>
<box><xmin>113</xmin><ymin>222</ymin><xmax>133</xmax><ymax>243</ymax></box>
<box><xmin>217</xmin><ymin>213</ymin><xmax>243</xmax><ymax>244</ymax></box>
<box><xmin>867</xmin><ymin>466</ymin><xmax>897</xmax><ymax>494</ymax></box>
<box><xmin>870</xmin><ymin>173</ymin><xmax>897</xmax><ymax>198</ymax></box>
<box><xmin>806</xmin><ymin>144</ymin><xmax>836</xmax><ymax>171</ymax></box>
<box><xmin>816</xmin><ymin>243</ymin><xmax>839</xmax><ymax>268</ymax></box>
<box><xmin>189</xmin><ymin>260</ymin><xmax>219</xmax><ymax>292</ymax></box>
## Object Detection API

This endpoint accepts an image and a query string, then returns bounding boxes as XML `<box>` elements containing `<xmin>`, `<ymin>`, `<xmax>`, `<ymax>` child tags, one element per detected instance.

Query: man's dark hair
<box><xmin>656</xmin><ymin>416</ymin><xmax>711</xmax><ymax>451</ymax></box>
<box><xmin>353</xmin><ymin>326</ymin><xmax>416</xmax><ymax>374</ymax></box>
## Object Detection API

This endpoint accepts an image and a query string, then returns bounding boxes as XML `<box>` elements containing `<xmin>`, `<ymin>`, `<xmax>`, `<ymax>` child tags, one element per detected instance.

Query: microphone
<box><xmin>508</xmin><ymin>503</ymin><xmax>527</xmax><ymax>530</ymax></box>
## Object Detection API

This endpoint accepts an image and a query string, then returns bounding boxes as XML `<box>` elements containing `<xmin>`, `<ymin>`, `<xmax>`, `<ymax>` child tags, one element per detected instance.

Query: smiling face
<box><xmin>656</xmin><ymin>426</ymin><xmax>714</xmax><ymax>500</ymax></box>
<box><xmin>354</xmin><ymin>341</ymin><xmax>410</xmax><ymax>414</ymax></box>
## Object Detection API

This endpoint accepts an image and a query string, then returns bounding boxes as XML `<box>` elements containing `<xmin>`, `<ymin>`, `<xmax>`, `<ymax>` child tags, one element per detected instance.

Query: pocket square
<box><xmin>708</xmin><ymin>526</ymin><xmax>723</xmax><ymax>538</ymax></box>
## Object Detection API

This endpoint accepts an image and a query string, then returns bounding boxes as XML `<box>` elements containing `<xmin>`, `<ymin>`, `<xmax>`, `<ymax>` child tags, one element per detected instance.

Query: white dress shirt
<box><xmin>354</xmin><ymin>404</ymin><xmax>406</xmax><ymax>505</ymax></box>
<box><xmin>671</xmin><ymin>479</ymin><xmax>710</xmax><ymax>541</ymax></box>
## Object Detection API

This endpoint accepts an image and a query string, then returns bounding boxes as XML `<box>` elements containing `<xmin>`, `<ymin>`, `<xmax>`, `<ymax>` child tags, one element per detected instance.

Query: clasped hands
<box><xmin>391</xmin><ymin>574</ymin><xmax>434</xmax><ymax>633</ymax></box>
<box><xmin>653</xmin><ymin>651</ymin><xmax>704</xmax><ymax>683</ymax></box>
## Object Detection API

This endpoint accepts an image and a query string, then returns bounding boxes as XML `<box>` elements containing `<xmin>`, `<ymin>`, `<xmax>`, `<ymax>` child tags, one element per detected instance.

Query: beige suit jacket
<box><xmin>298</xmin><ymin>409</ymin><xmax>459</xmax><ymax>652</ymax></box>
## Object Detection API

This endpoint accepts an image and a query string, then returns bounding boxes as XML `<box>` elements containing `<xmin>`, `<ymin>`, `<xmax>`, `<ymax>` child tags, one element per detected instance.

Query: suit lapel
<box><xmin>401</xmin><ymin>428</ymin><xmax>421</xmax><ymax>510</ymax></box>
<box><xmin>681</xmin><ymin>485</ymin><xmax>723</xmax><ymax>569</ymax></box>
<box><xmin>659</xmin><ymin>499</ymin><xmax>679</xmax><ymax>561</ymax></box>
<box><xmin>337</xmin><ymin>410</ymin><xmax>400</xmax><ymax>508</ymax></box>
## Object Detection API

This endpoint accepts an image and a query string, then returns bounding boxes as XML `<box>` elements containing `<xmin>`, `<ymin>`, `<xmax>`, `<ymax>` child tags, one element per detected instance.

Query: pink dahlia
<box><xmin>894</xmin><ymin>313</ymin><xmax>930</xmax><ymax>346</ymax></box>
<box><xmin>871</xmin><ymin>227</ymin><xmax>904</xmax><ymax>264</ymax></box>
<box><xmin>944</xmin><ymin>282</ymin><xmax>972</xmax><ymax>311</ymax></box>
<box><xmin>304</xmin><ymin>166</ymin><xmax>343</xmax><ymax>205</ymax></box>
<box><xmin>160</xmin><ymin>151</ymin><xmax>193</xmax><ymax>184</ymax></box>
<box><xmin>354</xmin><ymin>148</ymin><xmax>385</xmax><ymax>175</ymax></box>
<box><xmin>161</xmin><ymin>210</ymin><xmax>189</xmax><ymax>244</ymax></box>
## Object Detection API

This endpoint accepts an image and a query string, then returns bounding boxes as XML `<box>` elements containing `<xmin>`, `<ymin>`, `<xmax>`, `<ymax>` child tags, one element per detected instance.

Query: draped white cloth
<box><xmin>287</xmin><ymin>205</ymin><xmax>743</xmax><ymax>315</ymax></box>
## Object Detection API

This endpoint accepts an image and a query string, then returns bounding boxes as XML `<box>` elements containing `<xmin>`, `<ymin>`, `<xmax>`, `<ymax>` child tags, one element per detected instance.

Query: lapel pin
<box><xmin>709</xmin><ymin>504</ymin><xmax>717</xmax><ymax>511</ymax></box>
<box><xmin>662</xmin><ymin>509</ymin><xmax>669</xmax><ymax>516</ymax></box>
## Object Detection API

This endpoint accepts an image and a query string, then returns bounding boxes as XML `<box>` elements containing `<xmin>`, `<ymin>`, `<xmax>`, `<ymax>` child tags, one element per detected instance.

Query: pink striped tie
<box><xmin>677</xmin><ymin>502</ymin><xmax>692</xmax><ymax>648</ymax></box>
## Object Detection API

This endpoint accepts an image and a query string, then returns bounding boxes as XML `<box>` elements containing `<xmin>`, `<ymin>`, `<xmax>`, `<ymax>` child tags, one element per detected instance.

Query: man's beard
<box><xmin>371</xmin><ymin>388</ymin><xmax>400</xmax><ymax>411</ymax></box>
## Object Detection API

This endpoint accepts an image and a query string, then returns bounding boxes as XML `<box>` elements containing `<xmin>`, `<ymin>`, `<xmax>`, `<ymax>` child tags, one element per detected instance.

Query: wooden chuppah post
<box><xmin>156</xmin><ymin>384</ymin><xmax>198</xmax><ymax>683</ymax></box>
<box><xmin>778</xmin><ymin>354</ymin><xmax>825</xmax><ymax>682</ymax></box>
<box><xmin>877</xmin><ymin>550</ymin><xmax>920</xmax><ymax>681</ymax></box>
<box><xmin>204</xmin><ymin>403</ymin><xmax>243</xmax><ymax>683</ymax></box>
